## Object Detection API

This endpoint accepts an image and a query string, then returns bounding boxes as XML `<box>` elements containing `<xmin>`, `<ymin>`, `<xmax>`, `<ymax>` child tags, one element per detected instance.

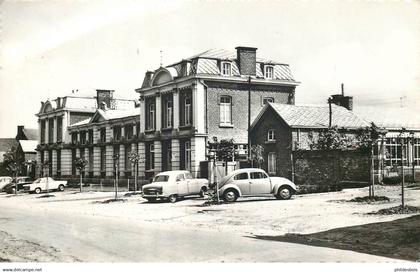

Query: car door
<box><xmin>185</xmin><ymin>172</ymin><xmax>200</xmax><ymax>194</ymax></box>
<box><xmin>232</xmin><ymin>172</ymin><xmax>251</xmax><ymax>195</ymax></box>
<box><xmin>250</xmin><ymin>171</ymin><xmax>272</xmax><ymax>195</ymax></box>
<box><xmin>176</xmin><ymin>173</ymin><xmax>188</xmax><ymax>196</ymax></box>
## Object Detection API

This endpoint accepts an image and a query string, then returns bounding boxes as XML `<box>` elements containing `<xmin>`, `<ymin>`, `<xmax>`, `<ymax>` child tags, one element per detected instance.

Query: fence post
<box><xmin>127</xmin><ymin>178</ymin><xmax>130</xmax><ymax>192</ymax></box>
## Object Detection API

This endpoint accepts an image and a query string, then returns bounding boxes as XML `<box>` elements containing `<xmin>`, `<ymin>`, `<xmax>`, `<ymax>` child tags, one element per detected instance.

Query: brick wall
<box><xmin>236</xmin><ymin>48</ymin><xmax>256</xmax><ymax>75</ymax></box>
<box><xmin>250</xmin><ymin>106</ymin><xmax>293</xmax><ymax>179</ymax></box>
<box><xmin>206</xmin><ymin>81</ymin><xmax>294</xmax><ymax>143</ymax></box>
<box><xmin>293</xmin><ymin>150</ymin><xmax>370</xmax><ymax>185</ymax></box>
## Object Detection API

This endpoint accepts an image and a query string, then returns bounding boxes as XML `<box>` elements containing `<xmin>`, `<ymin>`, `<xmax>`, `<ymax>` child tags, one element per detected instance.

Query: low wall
<box><xmin>292</xmin><ymin>150</ymin><xmax>370</xmax><ymax>186</ymax></box>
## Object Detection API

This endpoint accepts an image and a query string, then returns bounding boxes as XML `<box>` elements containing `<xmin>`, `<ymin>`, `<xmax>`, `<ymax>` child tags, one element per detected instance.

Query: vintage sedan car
<box><xmin>0</xmin><ymin>176</ymin><xmax>13</xmax><ymax>191</ymax></box>
<box><xmin>3</xmin><ymin>176</ymin><xmax>33</xmax><ymax>194</ymax></box>
<box><xmin>218</xmin><ymin>168</ymin><xmax>297</xmax><ymax>202</ymax></box>
<box><xmin>23</xmin><ymin>177</ymin><xmax>67</xmax><ymax>194</ymax></box>
<box><xmin>142</xmin><ymin>170</ymin><xmax>209</xmax><ymax>203</ymax></box>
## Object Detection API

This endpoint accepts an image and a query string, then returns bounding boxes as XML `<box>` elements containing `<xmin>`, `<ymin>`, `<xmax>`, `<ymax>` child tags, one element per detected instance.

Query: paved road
<box><xmin>0</xmin><ymin>206</ymin><xmax>399</xmax><ymax>262</ymax></box>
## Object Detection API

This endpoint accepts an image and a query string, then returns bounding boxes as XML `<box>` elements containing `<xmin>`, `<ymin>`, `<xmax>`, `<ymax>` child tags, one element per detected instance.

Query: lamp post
<box><xmin>113</xmin><ymin>153</ymin><xmax>120</xmax><ymax>200</ymax></box>
<box><xmin>128</xmin><ymin>151</ymin><xmax>140</xmax><ymax>193</ymax></box>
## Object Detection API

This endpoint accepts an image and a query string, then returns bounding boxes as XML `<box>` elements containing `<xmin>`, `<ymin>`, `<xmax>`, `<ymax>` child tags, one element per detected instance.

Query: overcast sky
<box><xmin>1</xmin><ymin>0</ymin><xmax>419</xmax><ymax>137</ymax></box>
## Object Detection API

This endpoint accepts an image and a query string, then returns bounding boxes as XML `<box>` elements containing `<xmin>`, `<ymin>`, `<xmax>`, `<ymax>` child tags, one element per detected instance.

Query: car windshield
<box><xmin>153</xmin><ymin>175</ymin><xmax>169</xmax><ymax>183</ymax></box>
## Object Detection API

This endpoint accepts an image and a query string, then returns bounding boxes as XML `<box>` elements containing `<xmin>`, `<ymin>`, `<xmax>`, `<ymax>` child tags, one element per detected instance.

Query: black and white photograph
<box><xmin>0</xmin><ymin>0</ymin><xmax>419</xmax><ymax>271</ymax></box>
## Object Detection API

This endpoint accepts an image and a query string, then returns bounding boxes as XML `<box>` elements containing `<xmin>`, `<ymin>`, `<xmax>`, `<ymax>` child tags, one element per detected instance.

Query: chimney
<box><xmin>96</xmin><ymin>89</ymin><xmax>114</xmax><ymax>109</ymax></box>
<box><xmin>16</xmin><ymin>125</ymin><xmax>25</xmax><ymax>140</ymax></box>
<box><xmin>342</xmin><ymin>96</ymin><xmax>353</xmax><ymax>111</ymax></box>
<box><xmin>236</xmin><ymin>46</ymin><xmax>257</xmax><ymax>76</ymax></box>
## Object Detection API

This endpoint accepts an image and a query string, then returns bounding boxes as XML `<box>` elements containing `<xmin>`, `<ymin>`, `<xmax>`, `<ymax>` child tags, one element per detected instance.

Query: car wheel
<box><xmin>223</xmin><ymin>189</ymin><xmax>238</xmax><ymax>203</ymax></box>
<box><xmin>11</xmin><ymin>188</ymin><xmax>16</xmax><ymax>194</ymax></box>
<box><xmin>277</xmin><ymin>186</ymin><xmax>292</xmax><ymax>200</ymax></box>
<box><xmin>34</xmin><ymin>188</ymin><xmax>42</xmax><ymax>194</ymax></box>
<box><xmin>58</xmin><ymin>185</ymin><xmax>65</xmax><ymax>191</ymax></box>
<box><xmin>168</xmin><ymin>194</ymin><xmax>177</xmax><ymax>203</ymax></box>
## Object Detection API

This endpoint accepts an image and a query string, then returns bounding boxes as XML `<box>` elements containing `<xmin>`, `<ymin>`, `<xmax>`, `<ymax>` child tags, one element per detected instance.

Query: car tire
<box><xmin>223</xmin><ymin>189</ymin><xmax>238</xmax><ymax>203</ymax></box>
<box><xmin>58</xmin><ymin>185</ymin><xmax>65</xmax><ymax>191</ymax></box>
<box><xmin>34</xmin><ymin>188</ymin><xmax>42</xmax><ymax>194</ymax></box>
<box><xmin>276</xmin><ymin>186</ymin><xmax>292</xmax><ymax>200</ymax></box>
<box><xmin>168</xmin><ymin>194</ymin><xmax>177</xmax><ymax>203</ymax></box>
<box><xmin>10</xmin><ymin>188</ymin><xmax>16</xmax><ymax>194</ymax></box>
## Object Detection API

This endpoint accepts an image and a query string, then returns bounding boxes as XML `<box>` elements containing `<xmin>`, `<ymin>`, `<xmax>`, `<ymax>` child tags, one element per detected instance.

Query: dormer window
<box><xmin>264</xmin><ymin>65</ymin><xmax>274</xmax><ymax>79</ymax></box>
<box><xmin>221</xmin><ymin>62</ymin><xmax>232</xmax><ymax>76</ymax></box>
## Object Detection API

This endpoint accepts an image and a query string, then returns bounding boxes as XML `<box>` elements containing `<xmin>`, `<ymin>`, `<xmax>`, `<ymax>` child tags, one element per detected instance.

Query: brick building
<box><xmin>250</xmin><ymin>102</ymin><xmax>369</xmax><ymax>180</ymax></box>
<box><xmin>136</xmin><ymin>46</ymin><xmax>299</xmax><ymax>179</ymax></box>
<box><xmin>36</xmin><ymin>90</ymin><xmax>136</xmax><ymax>179</ymax></box>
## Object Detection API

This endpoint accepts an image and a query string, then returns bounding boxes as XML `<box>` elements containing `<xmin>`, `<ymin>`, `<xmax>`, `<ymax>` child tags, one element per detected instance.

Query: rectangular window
<box><xmin>184</xmin><ymin>96</ymin><xmax>191</xmax><ymax>126</ymax></box>
<box><xmin>48</xmin><ymin>118</ymin><xmax>54</xmax><ymax>143</ymax></box>
<box><xmin>124</xmin><ymin>144</ymin><xmax>131</xmax><ymax>172</ymax></box>
<box><xmin>221</xmin><ymin>62</ymin><xmax>231</xmax><ymax>76</ymax></box>
<box><xmin>41</xmin><ymin>120</ymin><xmax>46</xmax><ymax>144</ymax></box>
<box><xmin>135</xmin><ymin>122</ymin><xmax>140</xmax><ymax>137</ymax></box>
<box><xmin>88</xmin><ymin>130</ymin><xmax>93</xmax><ymax>144</ymax></box>
<box><xmin>166</xmin><ymin>100</ymin><xmax>173</xmax><ymax>128</ymax></box>
<box><xmin>100</xmin><ymin>128</ymin><xmax>106</xmax><ymax>143</ymax></box>
<box><xmin>71</xmin><ymin>133</ymin><xmax>77</xmax><ymax>144</ymax></box>
<box><xmin>56</xmin><ymin>149</ymin><xmax>61</xmax><ymax>178</ymax></box>
<box><xmin>146</xmin><ymin>143</ymin><xmax>155</xmax><ymax>170</ymax></box>
<box><xmin>80</xmin><ymin>131</ymin><xmax>86</xmax><ymax>145</ymax></box>
<box><xmin>125</xmin><ymin>124</ymin><xmax>133</xmax><ymax>139</ymax></box>
<box><xmin>88</xmin><ymin>148</ymin><xmax>94</xmax><ymax>172</ymax></box>
<box><xmin>265</xmin><ymin>66</ymin><xmax>274</xmax><ymax>79</ymax></box>
<box><xmin>385</xmin><ymin>138</ymin><xmax>408</xmax><ymax>167</ymax></box>
<box><xmin>80</xmin><ymin>148</ymin><xmax>85</xmax><ymax>160</ymax></box>
<box><xmin>148</xmin><ymin>104</ymin><xmax>155</xmax><ymax>130</ymax></box>
<box><xmin>100</xmin><ymin>147</ymin><xmax>106</xmax><ymax>171</ymax></box>
<box><xmin>414</xmin><ymin>138</ymin><xmax>420</xmax><ymax>166</ymax></box>
<box><xmin>113</xmin><ymin>126</ymin><xmax>121</xmax><ymax>140</ymax></box>
<box><xmin>267</xmin><ymin>129</ymin><xmax>276</xmax><ymax>141</ymax></box>
<box><xmin>219</xmin><ymin>96</ymin><xmax>232</xmax><ymax>125</ymax></box>
<box><xmin>185</xmin><ymin>141</ymin><xmax>191</xmax><ymax>171</ymax></box>
<box><xmin>71</xmin><ymin>149</ymin><xmax>76</xmax><ymax>175</ymax></box>
<box><xmin>56</xmin><ymin>117</ymin><xmax>63</xmax><ymax>142</ymax></box>
<box><xmin>162</xmin><ymin>141</ymin><xmax>172</xmax><ymax>171</ymax></box>
<box><xmin>268</xmin><ymin>152</ymin><xmax>277</xmax><ymax>174</ymax></box>
<box><xmin>48</xmin><ymin>150</ymin><xmax>53</xmax><ymax>176</ymax></box>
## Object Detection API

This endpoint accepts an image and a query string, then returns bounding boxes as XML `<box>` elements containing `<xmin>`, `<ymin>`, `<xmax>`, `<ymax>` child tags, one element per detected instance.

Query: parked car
<box><xmin>218</xmin><ymin>168</ymin><xmax>297</xmax><ymax>202</ymax></box>
<box><xmin>142</xmin><ymin>170</ymin><xmax>209</xmax><ymax>203</ymax></box>
<box><xmin>23</xmin><ymin>177</ymin><xmax>67</xmax><ymax>194</ymax></box>
<box><xmin>0</xmin><ymin>176</ymin><xmax>13</xmax><ymax>191</ymax></box>
<box><xmin>3</xmin><ymin>176</ymin><xmax>33</xmax><ymax>194</ymax></box>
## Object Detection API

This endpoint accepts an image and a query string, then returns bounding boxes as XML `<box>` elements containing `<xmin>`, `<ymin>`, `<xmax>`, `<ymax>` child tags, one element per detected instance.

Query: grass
<box><xmin>253</xmin><ymin>215</ymin><xmax>420</xmax><ymax>261</ymax></box>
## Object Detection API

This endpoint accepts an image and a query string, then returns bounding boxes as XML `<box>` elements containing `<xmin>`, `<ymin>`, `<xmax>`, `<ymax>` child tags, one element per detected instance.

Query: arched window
<box><xmin>220</xmin><ymin>96</ymin><xmax>232</xmax><ymax>125</ymax></box>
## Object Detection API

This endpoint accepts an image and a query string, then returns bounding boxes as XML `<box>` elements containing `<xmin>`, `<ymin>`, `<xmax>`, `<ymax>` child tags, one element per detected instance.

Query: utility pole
<box><xmin>328</xmin><ymin>97</ymin><xmax>332</xmax><ymax>128</ymax></box>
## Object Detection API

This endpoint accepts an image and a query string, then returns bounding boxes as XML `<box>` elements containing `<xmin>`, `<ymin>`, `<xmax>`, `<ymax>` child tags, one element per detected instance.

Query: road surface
<box><xmin>0</xmin><ymin>204</ymin><xmax>399</xmax><ymax>262</ymax></box>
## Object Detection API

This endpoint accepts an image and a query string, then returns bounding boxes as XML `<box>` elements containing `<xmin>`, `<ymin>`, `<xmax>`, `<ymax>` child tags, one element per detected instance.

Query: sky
<box><xmin>0</xmin><ymin>0</ymin><xmax>419</xmax><ymax>137</ymax></box>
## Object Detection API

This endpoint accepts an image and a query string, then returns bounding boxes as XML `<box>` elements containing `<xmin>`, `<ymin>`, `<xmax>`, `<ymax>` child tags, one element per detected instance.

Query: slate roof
<box><xmin>22</xmin><ymin>128</ymin><xmax>38</xmax><ymax>140</ymax></box>
<box><xmin>69</xmin><ymin>108</ymin><xmax>139</xmax><ymax>128</ymax></box>
<box><xmin>354</xmin><ymin>106</ymin><xmax>420</xmax><ymax>131</ymax></box>
<box><xmin>19</xmin><ymin>140</ymin><xmax>38</xmax><ymax>153</ymax></box>
<box><xmin>252</xmin><ymin>103</ymin><xmax>369</xmax><ymax>129</ymax></box>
